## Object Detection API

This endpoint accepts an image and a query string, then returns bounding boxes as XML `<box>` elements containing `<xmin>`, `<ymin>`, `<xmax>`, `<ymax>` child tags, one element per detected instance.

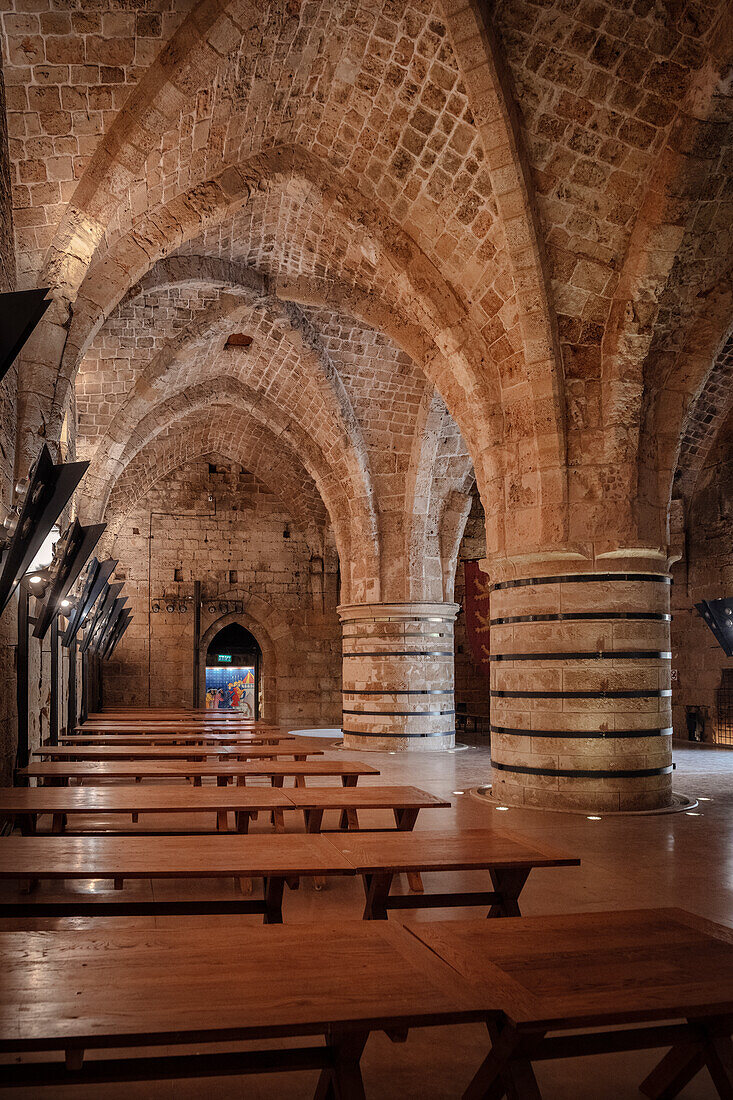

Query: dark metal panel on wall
<box><xmin>193</xmin><ymin>579</ymin><xmax>201</xmax><ymax>707</ymax></box>
<box><xmin>15</xmin><ymin>584</ymin><xmax>29</xmax><ymax>782</ymax></box>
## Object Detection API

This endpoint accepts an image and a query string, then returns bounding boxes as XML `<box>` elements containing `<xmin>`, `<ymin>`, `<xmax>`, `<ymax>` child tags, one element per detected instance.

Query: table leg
<box><xmin>463</xmin><ymin>1023</ymin><xmax>537</xmax><ymax>1100</ymax></box>
<box><xmin>339</xmin><ymin>775</ymin><xmax>358</xmax><ymax>829</ymax></box>
<box><xmin>236</xmin><ymin>811</ymin><xmax>250</xmax><ymax>834</ymax></box>
<box><xmin>303</xmin><ymin>808</ymin><xmax>326</xmax><ymax>889</ymax></box>
<box><xmin>640</xmin><ymin>1041</ymin><xmax>705</xmax><ymax>1099</ymax></box>
<box><xmin>314</xmin><ymin>1031</ymin><xmax>368</xmax><ymax>1100</ymax></box>
<box><xmin>51</xmin><ymin>813</ymin><xmax>64</xmax><ymax>834</ymax></box>
<box><xmin>488</xmin><ymin>868</ymin><xmax>530</xmax><ymax>917</ymax></box>
<box><xmin>264</xmin><ymin>876</ymin><xmax>285</xmax><ymax>924</ymax></box>
<box><xmin>394</xmin><ymin>808</ymin><xmax>423</xmax><ymax>893</ymax></box>
<box><xmin>703</xmin><ymin>1031</ymin><xmax>733</xmax><ymax>1099</ymax></box>
<box><xmin>217</xmin><ymin>810</ymin><xmax>228</xmax><ymax>831</ymax></box>
<box><xmin>362</xmin><ymin>872</ymin><xmax>393</xmax><ymax>920</ymax></box>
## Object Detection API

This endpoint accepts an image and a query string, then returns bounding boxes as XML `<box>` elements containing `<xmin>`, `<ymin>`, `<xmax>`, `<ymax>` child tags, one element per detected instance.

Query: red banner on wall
<box><xmin>463</xmin><ymin>560</ymin><xmax>490</xmax><ymax>677</ymax></box>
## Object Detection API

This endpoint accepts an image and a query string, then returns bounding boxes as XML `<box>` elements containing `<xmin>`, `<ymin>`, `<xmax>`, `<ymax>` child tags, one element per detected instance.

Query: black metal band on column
<box><xmin>493</xmin><ymin>761</ymin><xmax>674</xmax><ymax>779</ymax></box>
<box><xmin>491</xmin><ymin>688</ymin><xmax>672</xmax><ymax>699</ymax></box>
<box><xmin>341</xmin><ymin>729</ymin><xmax>457</xmax><ymax>738</ymax></box>
<box><xmin>490</xmin><ymin>572</ymin><xmax>672</xmax><ymax>591</ymax></box>
<box><xmin>491</xmin><ymin>611</ymin><xmax>672</xmax><ymax>624</ymax></box>
<box><xmin>490</xmin><ymin>650</ymin><xmax>671</xmax><ymax>661</ymax></box>
<box><xmin>491</xmin><ymin>724</ymin><xmax>673</xmax><ymax>739</ymax></box>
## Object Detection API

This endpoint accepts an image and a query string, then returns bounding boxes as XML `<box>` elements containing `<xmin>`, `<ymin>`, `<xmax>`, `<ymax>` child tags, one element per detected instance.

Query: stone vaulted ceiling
<box><xmin>1</xmin><ymin>0</ymin><xmax>731</xmax><ymax>590</ymax></box>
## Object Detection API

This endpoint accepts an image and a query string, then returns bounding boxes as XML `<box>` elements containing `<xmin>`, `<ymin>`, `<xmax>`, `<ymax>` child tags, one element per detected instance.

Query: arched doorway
<box><xmin>204</xmin><ymin>623</ymin><xmax>261</xmax><ymax>717</ymax></box>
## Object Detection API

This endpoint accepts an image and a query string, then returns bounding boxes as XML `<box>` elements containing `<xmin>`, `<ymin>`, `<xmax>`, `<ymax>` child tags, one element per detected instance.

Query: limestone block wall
<box><xmin>102</xmin><ymin>455</ymin><xmax>341</xmax><ymax>725</ymax></box>
<box><xmin>671</xmin><ymin>422</ymin><xmax>733</xmax><ymax>744</ymax></box>
<box><xmin>490</xmin><ymin>571</ymin><xmax>673</xmax><ymax>812</ymax></box>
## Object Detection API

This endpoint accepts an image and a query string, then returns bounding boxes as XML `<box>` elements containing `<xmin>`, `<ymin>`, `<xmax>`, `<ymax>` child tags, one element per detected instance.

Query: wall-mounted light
<box><xmin>152</xmin><ymin>602</ymin><xmax>161</xmax><ymax>613</ymax></box>
<box><xmin>166</xmin><ymin>603</ymin><xmax>175</xmax><ymax>613</ymax></box>
<box><xmin>208</xmin><ymin>605</ymin><xmax>217</xmax><ymax>614</ymax></box>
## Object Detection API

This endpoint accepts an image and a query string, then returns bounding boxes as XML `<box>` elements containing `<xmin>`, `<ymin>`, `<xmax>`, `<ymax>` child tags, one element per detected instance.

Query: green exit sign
<box><xmin>218</xmin><ymin>654</ymin><xmax>232</xmax><ymax>663</ymax></box>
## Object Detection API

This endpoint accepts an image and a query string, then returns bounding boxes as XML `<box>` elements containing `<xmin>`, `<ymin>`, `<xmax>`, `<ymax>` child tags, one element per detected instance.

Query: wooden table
<box><xmin>410</xmin><ymin>908</ymin><xmax>733</xmax><ymax>1099</ymax></box>
<box><xmin>0</xmin><ymin>784</ymin><xmax>449</xmax><ymax>836</ymax></box>
<box><xmin>34</xmin><ymin>743</ymin><xmax>325</xmax><ymax>760</ymax></box>
<box><xmin>328</xmin><ymin>829</ymin><xmax>580</xmax><ymax>919</ymax></box>
<box><xmin>0</xmin><ymin>834</ymin><xmax>355</xmax><ymax>922</ymax></box>
<box><xmin>0</xmin><ymin>921</ymin><xmax>485</xmax><ymax>1092</ymax></box>
<box><xmin>0</xmin><ymin>830</ymin><xmax>579</xmax><ymax>924</ymax></box>
<box><xmin>19</xmin><ymin>760</ymin><xmax>379</xmax><ymax>787</ymax></box>
<box><xmin>59</xmin><ymin>732</ymin><xmax>297</xmax><ymax>745</ymax></box>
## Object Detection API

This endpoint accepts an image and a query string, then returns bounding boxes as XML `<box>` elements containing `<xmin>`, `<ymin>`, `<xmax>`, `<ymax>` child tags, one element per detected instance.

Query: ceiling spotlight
<box><xmin>166</xmin><ymin>603</ymin><xmax>175</xmax><ymax>613</ymax></box>
<box><xmin>14</xmin><ymin>477</ymin><xmax>28</xmax><ymax>499</ymax></box>
<box><xmin>152</xmin><ymin>602</ymin><xmax>160</xmax><ymax>613</ymax></box>
<box><xmin>60</xmin><ymin>598</ymin><xmax>71</xmax><ymax>608</ymax></box>
<box><xmin>208</xmin><ymin>605</ymin><xmax>217</xmax><ymax>614</ymax></box>
<box><xmin>28</xmin><ymin>574</ymin><xmax>43</xmax><ymax>585</ymax></box>
<box><xmin>179</xmin><ymin>602</ymin><xmax>188</xmax><ymax>613</ymax></box>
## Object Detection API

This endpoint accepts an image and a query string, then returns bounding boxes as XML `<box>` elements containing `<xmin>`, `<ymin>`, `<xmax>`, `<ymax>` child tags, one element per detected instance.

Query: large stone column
<box><xmin>488</xmin><ymin>558</ymin><xmax>673</xmax><ymax>811</ymax></box>
<box><xmin>338</xmin><ymin>602</ymin><xmax>459</xmax><ymax>751</ymax></box>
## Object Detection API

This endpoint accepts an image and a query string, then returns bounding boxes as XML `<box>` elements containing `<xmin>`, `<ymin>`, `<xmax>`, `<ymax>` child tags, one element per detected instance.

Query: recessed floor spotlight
<box><xmin>452</xmin><ymin>790</ymin><xmax>464</xmax><ymax>795</ymax></box>
<box><xmin>698</xmin><ymin>797</ymin><xmax>712</xmax><ymax>801</ymax></box>
<box><xmin>496</xmin><ymin>805</ymin><xmax>509</xmax><ymax>811</ymax></box>
<box><xmin>587</xmin><ymin>815</ymin><xmax>602</xmax><ymax>821</ymax></box>
<box><xmin>685</xmin><ymin>811</ymin><xmax>702</xmax><ymax>817</ymax></box>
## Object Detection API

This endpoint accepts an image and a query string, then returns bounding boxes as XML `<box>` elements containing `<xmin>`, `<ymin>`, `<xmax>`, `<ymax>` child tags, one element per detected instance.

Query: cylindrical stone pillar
<box><xmin>488</xmin><ymin>566</ymin><xmax>673</xmax><ymax>812</ymax></box>
<box><xmin>338</xmin><ymin>602</ymin><xmax>459</xmax><ymax>751</ymax></box>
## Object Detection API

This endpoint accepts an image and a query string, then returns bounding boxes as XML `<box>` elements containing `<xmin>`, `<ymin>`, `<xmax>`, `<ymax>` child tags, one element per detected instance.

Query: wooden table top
<box><xmin>19</xmin><ymin>760</ymin><xmax>380</xmax><ymax>780</ymax></box>
<box><xmin>0</xmin><ymin>922</ymin><xmax>484</xmax><ymax>1052</ymax></box>
<box><xmin>0</xmin><ymin>784</ymin><xmax>441</xmax><ymax>816</ymax></box>
<box><xmin>60</xmin><ymin>733</ymin><xmax>297</xmax><ymax>744</ymax></box>
<box><xmin>0</xmin><ymin>833</ymin><xmax>356</xmax><ymax>879</ymax></box>
<box><xmin>0</xmin><ymin>784</ymin><xmax>295</xmax><ymax>814</ymax></box>
<box><xmin>34</xmin><ymin>744</ymin><xmax>324</xmax><ymax>760</ymax></box>
<box><xmin>408</xmin><ymin>908</ymin><xmax>733</xmax><ymax>1030</ymax></box>
<box><xmin>328</xmin><ymin>829</ymin><xmax>581</xmax><ymax>873</ymax></box>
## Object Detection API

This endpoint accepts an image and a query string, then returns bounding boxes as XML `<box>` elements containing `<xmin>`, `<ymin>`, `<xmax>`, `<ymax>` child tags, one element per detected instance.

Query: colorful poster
<box><xmin>463</xmin><ymin>560</ymin><xmax>490</xmax><ymax>677</ymax></box>
<box><xmin>205</xmin><ymin>666</ymin><xmax>256</xmax><ymax>715</ymax></box>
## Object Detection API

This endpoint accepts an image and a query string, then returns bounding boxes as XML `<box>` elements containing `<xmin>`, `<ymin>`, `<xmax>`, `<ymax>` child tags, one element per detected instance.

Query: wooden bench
<box><xmin>18</xmin><ymin>760</ymin><xmax>380</xmax><ymax>787</ymax></box>
<box><xmin>0</xmin><ymin>829</ymin><xmax>578</xmax><ymax>922</ymax></box>
<box><xmin>58</xmin><ymin>732</ymin><xmax>297</xmax><ymax>745</ymax></box>
<box><xmin>33</xmin><ymin>743</ymin><xmax>325</xmax><ymax>760</ymax></box>
<box><xmin>0</xmin><ymin>921</ymin><xmax>485</xmax><ymax>1093</ymax></box>
<box><xmin>409</xmin><ymin>908</ymin><xmax>733</xmax><ymax>1099</ymax></box>
<box><xmin>0</xmin><ymin>784</ymin><xmax>448</xmax><ymax>836</ymax></box>
<box><xmin>328</xmin><ymin>829</ymin><xmax>580</xmax><ymax>919</ymax></box>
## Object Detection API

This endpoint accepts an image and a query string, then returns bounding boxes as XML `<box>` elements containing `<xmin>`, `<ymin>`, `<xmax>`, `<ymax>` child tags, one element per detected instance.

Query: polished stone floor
<box><xmin>2</xmin><ymin>738</ymin><xmax>731</xmax><ymax>1098</ymax></box>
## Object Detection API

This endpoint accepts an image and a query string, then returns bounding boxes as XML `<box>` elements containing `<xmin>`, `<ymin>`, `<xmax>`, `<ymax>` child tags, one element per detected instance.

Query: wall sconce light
<box><xmin>152</xmin><ymin>602</ymin><xmax>160</xmax><ymax>613</ymax></box>
<box><xmin>166</xmin><ymin>602</ymin><xmax>175</xmax><ymax>613</ymax></box>
<box><xmin>208</xmin><ymin>604</ymin><xmax>217</xmax><ymax>614</ymax></box>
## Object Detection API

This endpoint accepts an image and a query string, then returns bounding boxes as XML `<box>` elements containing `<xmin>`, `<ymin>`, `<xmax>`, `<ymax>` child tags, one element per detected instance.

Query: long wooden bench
<box><xmin>58</xmin><ymin>732</ymin><xmax>298</xmax><ymax>745</ymax></box>
<box><xmin>409</xmin><ymin>908</ymin><xmax>733</xmax><ymax>1099</ymax></box>
<box><xmin>0</xmin><ymin>920</ymin><xmax>485</xmax><ymax>1093</ymax></box>
<box><xmin>18</xmin><ymin>760</ymin><xmax>379</xmax><ymax>787</ymax></box>
<box><xmin>0</xmin><ymin>829</ymin><xmax>577</xmax><ymax>922</ymax></box>
<box><xmin>0</xmin><ymin>784</ymin><xmax>449</xmax><ymax>835</ymax></box>
<box><xmin>33</xmin><ymin>743</ymin><xmax>325</xmax><ymax>760</ymax></box>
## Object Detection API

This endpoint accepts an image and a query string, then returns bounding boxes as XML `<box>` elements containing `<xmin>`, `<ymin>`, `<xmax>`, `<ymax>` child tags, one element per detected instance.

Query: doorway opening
<box><xmin>205</xmin><ymin>623</ymin><xmax>261</xmax><ymax>717</ymax></box>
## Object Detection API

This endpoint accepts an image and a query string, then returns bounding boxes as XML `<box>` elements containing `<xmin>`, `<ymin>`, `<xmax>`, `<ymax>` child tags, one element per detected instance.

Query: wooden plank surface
<box><xmin>0</xmin><ymin>784</ymin><xmax>294</xmax><ymax>815</ymax></box>
<box><xmin>329</xmin><ymin>829</ymin><xmax>580</xmax><ymax>872</ymax></box>
<box><xmin>59</xmin><ymin>733</ymin><xmax>297</xmax><ymax>745</ymax></box>
<box><xmin>19</xmin><ymin>760</ymin><xmax>379</xmax><ymax>780</ymax></box>
<box><xmin>0</xmin><ymin>784</ymin><xmax>440</xmax><ymax>816</ymax></box>
<box><xmin>408</xmin><ymin>908</ymin><xmax>733</xmax><ymax>1030</ymax></box>
<box><xmin>34</xmin><ymin>744</ymin><xmax>325</xmax><ymax>760</ymax></box>
<box><xmin>0</xmin><ymin>922</ymin><xmax>485</xmax><ymax>1052</ymax></box>
<box><xmin>0</xmin><ymin>833</ymin><xmax>356</xmax><ymax>878</ymax></box>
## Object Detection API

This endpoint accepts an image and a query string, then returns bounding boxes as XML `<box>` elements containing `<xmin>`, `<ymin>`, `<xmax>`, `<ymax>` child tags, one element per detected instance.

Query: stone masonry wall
<box><xmin>671</xmin><ymin>414</ymin><xmax>733</xmax><ymax>744</ymax></box>
<box><xmin>102</xmin><ymin>454</ymin><xmax>341</xmax><ymax>725</ymax></box>
<box><xmin>0</xmin><ymin>58</ymin><xmax>17</xmax><ymax>783</ymax></box>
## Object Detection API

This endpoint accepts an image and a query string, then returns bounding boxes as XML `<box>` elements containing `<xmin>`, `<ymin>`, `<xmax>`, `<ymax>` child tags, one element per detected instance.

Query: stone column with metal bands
<box><xmin>489</xmin><ymin>571</ymin><xmax>673</xmax><ymax>811</ymax></box>
<box><xmin>338</xmin><ymin>602</ymin><xmax>459</xmax><ymax>751</ymax></box>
